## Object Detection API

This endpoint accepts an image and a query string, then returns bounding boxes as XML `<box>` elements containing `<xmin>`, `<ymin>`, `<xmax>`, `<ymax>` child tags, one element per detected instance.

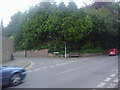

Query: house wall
<box><xmin>0</xmin><ymin>35</ymin><xmax>2</xmax><ymax>63</ymax></box>
<box><xmin>2</xmin><ymin>36</ymin><xmax>14</xmax><ymax>63</ymax></box>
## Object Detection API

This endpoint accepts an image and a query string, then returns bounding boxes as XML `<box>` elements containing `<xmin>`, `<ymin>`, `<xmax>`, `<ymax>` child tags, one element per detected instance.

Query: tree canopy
<box><xmin>3</xmin><ymin>1</ymin><xmax>119</xmax><ymax>53</ymax></box>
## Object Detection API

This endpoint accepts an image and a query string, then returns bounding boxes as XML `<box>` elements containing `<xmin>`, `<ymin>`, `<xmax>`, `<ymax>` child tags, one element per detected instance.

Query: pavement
<box><xmin>2</xmin><ymin>57</ymin><xmax>32</xmax><ymax>69</ymax></box>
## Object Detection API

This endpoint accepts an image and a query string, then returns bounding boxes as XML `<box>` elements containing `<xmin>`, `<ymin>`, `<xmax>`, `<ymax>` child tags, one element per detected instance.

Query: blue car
<box><xmin>0</xmin><ymin>66</ymin><xmax>26</xmax><ymax>86</ymax></box>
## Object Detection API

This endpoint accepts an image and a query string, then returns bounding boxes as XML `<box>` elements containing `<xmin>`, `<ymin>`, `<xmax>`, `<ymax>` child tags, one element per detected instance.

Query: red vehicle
<box><xmin>109</xmin><ymin>48</ymin><xmax>118</xmax><ymax>56</ymax></box>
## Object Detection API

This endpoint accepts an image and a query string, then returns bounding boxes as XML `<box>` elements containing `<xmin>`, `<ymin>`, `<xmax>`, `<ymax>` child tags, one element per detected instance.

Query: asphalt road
<box><xmin>10</xmin><ymin>55</ymin><xmax>118</xmax><ymax>88</ymax></box>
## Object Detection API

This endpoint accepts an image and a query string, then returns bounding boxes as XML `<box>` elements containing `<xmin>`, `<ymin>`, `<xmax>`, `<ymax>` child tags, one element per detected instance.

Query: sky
<box><xmin>0</xmin><ymin>0</ymin><xmax>94</xmax><ymax>27</ymax></box>
<box><xmin>0</xmin><ymin>0</ymin><xmax>116</xmax><ymax>27</ymax></box>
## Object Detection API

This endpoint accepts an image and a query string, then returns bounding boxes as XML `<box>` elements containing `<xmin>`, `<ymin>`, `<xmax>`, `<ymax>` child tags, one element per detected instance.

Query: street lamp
<box><xmin>64</xmin><ymin>42</ymin><xmax>67</xmax><ymax>58</ymax></box>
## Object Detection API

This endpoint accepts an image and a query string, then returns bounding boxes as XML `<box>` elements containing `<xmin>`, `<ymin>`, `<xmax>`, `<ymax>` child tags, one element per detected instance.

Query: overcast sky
<box><xmin>0</xmin><ymin>0</ymin><xmax>94</xmax><ymax>27</ymax></box>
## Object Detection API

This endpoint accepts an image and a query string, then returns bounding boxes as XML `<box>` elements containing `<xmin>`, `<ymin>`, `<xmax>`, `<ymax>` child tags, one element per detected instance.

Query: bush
<box><xmin>79</xmin><ymin>47</ymin><xmax>104</xmax><ymax>53</ymax></box>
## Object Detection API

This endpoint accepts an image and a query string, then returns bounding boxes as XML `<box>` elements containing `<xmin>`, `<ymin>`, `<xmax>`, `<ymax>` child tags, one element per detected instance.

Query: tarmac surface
<box><xmin>6</xmin><ymin>56</ymin><xmax>118</xmax><ymax>88</ymax></box>
<box><xmin>1</xmin><ymin>56</ymin><xmax>119</xmax><ymax>89</ymax></box>
<box><xmin>2</xmin><ymin>57</ymin><xmax>31</xmax><ymax>69</ymax></box>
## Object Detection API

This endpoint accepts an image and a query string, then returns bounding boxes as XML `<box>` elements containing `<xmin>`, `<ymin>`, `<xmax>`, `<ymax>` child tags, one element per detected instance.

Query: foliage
<box><xmin>9</xmin><ymin>36</ymin><xmax>14</xmax><ymax>40</ymax></box>
<box><xmin>79</xmin><ymin>47</ymin><xmax>104</xmax><ymax>53</ymax></box>
<box><xmin>3</xmin><ymin>1</ymin><xmax>119</xmax><ymax>53</ymax></box>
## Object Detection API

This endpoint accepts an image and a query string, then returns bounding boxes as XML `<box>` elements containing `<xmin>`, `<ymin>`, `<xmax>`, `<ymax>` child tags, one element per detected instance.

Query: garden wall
<box><xmin>15</xmin><ymin>49</ymin><xmax>49</xmax><ymax>57</ymax></box>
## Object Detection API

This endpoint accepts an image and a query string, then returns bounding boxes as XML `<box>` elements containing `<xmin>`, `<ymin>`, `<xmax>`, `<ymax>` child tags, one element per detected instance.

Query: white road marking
<box><xmin>61</xmin><ymin>63</ymin><xmax>66</xmax><ymax>65</ymax></box>
<box><xmin>57</xmin><ymin>66</ymin><xmax>86</xmax><ymax>75</ymax></box>
<box><xmin>56</xmin><ymin>64</ymin><xmax>62</xmax><ymax>66</ymax></box>
<box><xmin>107</xmin><ymin>83</ymin><xmax>116</xmax><ymax>88</ymax></box>
<box><xmin>110</xmin><ymin>74</ymin><xmax>116</xmax><ymax>77</ymax></box>
<box><xmin>113</xmin><ymin>79</ymin><xmax>118</xmax><ymax>83</ymax></box>
<box><xmin>65</xmin><ymin>63</ymin><xmax>69</xmax><ymax>64</ymax></box>
<box><xmin>56</xmin><ymin>63</ymin><xmax>68</xmax><ymax>66</ymax></box>
<box><xmin>57</xmin><ymin>69</ymin><xmax>77</xmax><ymax>75</ymax></box>
<box><xmin>64</xmin><ymin>63</ymin><xmax>68</xmax><ymax>64</ymax></box>
<box><xmin>96</xmin><ymin>82</ymin><xmax>105</xmax><ymax>88</ymax></box>
<box><xmin>42</xmin><ymin>67</ymin><xmax>48</xmax><ymax>69</ymax></box>
<box><xmin>104</xmin><ymin>78</ymin><xmax>112</xmax><ymax>82</ymax></box>
<box><xmin>74</xmin><ymin>61</ymin><xmax>78</xmax><ymax>62</ymax></box>
<box><xmin>33</xmin><ymin>69</ymin><xmax>40</xmax><ymax>71</ymax></box>
<box><xmin>49</xmin><ymin>66</ymin><xmax>55</xmax><ymax>68</ymax></box>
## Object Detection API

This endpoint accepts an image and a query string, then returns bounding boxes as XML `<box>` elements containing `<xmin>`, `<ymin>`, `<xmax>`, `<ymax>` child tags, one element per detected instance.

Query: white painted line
<box><xmin>61</xmin><ymin>63</ymin><xmax>66</xmax><ymax>65</ymax></box>
<box><xmin>42</xmin><ymin>67</ymin><xmax>48</xmax><ymax>69</ymax></box>
<box><xmin>56</xmin><ymin>64</ymin><xmax>61</xmax><ymax>66</ymax></box>
<box><xmin>56</xmin><ymin>63</ymin><xmax>68</xmax><ymax>66</ymax></box>
<box><xmin>107</xmin><ymin>83</ymin><xmax>116</xmax><ymax>88</ymax></box>
<box><xmin>81</xmin><ymin>59</ymin><xmax>87</xmax><ymax>61</ymax></box>
<box><xmin>57</xmin><ymin>69</ymin><xmax>74</xmax><ymax>75</ymax></box>
<box><xmin>50</xmin><ymin>66</ymin><xmax>55</xmax><ymax>68</ymax></box>
<box><xmin>57</xmin><ymin>66</ymin><xmax>86</xmax><ymax>75</ymax></box>
<box><xmin>113</xmin><ymin>79</ymin><xmax>118</xmax><ymax>83</ymax></box>
<box><xmin>33</xmin><ymin>69</ymin><xmax>40</xmax><ymax>71</ymax></box>
<box><xmin>104</xmin><ymin>78</ymin><xmax>112</xmax><ymax>82</ymax></box>
<box><xmin>110</xmin><ymin>74</ymin><xmax>116</xmax><ymax>77</ymax></box>
<box><xmin>66</xmin><ymin>63</ymin><xmax>70</xmax><ymax>64</ymax></box>
<box><xmin>97</xmin><ymin>82</ymin><xmax>106</xmax><ymax>88</ymax></box>
<box><xmin>64</xmin><ymin>63</ymin><xmax>68</xmax><ymax>64</ymax></box>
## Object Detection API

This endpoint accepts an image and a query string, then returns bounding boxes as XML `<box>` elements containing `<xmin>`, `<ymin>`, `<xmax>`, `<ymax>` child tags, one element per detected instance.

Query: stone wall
<box><xmin>27</xmin><ymin>49</ymin><xmax>48</xmax><ymax>57</ymax></box>
<box><xmin>15</xmin><ymin>51</ymin><xmax>26</xmax><ymax>57</ymax></box>
<box><xmin>66</xmin><ymin>53</ymin><xmax>103</xmax><ymax>57</ymax></box>
<box><xmin>80</xmin><ymin>53</ymin><xmax>101</xmax><ymax>57</ymax></box>
<box><xmin>15</xmin><ymin>50</ymin><xmax>103</xmax><ymax>58</ymax></box>
<box><xmin>2</xmin><ymin>36</ymin><xmax>14</xmax><ymax>63</ymax></box>
<box><xmin>15</xmin><ymin>49</ymin><xmax>49</xmax><ymax>57</ymax></box>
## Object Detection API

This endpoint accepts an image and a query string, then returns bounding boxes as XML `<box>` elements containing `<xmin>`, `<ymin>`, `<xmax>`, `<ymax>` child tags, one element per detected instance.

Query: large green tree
<box><xmin>3</xmin><ymin>1</ymin><xmax>119</xmax><ymax>52</ymax></box>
